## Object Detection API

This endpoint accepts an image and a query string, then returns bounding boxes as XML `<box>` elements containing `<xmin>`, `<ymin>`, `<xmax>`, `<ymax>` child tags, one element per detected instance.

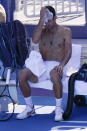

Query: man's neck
<box><xmin>47</xmin><ymin>23</ymin><xmax>58</xmax><ymax>33</ymax></box>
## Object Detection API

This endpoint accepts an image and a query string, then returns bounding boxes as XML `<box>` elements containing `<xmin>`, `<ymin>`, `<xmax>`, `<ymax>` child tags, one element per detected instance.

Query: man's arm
<box><xmin>55</xmin><ymin>27</ymin><xmax>72</xmax><ymax>77</ymax></box>
<box><xmin>61</xmin><ymin>27</ymin><xmax>72</xmax><ymax>67</ymax></box>
<box><xmin>32</xmin><ymin>7</ymin><xmax>46</xmax><ymax>44</ymax></box>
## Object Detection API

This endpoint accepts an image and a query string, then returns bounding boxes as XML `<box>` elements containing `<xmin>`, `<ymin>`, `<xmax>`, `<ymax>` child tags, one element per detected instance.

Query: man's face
<box><xmin>45</xmin><ymin>18</ymin><xmax>55</xmax><ymax>30</ymax></box>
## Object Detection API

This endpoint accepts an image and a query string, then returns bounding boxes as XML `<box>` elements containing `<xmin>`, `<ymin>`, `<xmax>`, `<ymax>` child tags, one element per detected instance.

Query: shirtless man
<box><xmin>16</xmin><ymin>6</ymin><xmax>72</xmax><ymax>121</ymax></box>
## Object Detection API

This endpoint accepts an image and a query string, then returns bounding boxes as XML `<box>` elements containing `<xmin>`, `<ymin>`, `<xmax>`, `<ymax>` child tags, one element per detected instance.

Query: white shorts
<box><xmin>25</xmin><ymin>50</ymin><xmax>67</xmax><ymax>82</ymax></box>
<box><xmin>38</xmin><ymin>61</ymin><xmax>67</xmax><ymax>82</ymax></box>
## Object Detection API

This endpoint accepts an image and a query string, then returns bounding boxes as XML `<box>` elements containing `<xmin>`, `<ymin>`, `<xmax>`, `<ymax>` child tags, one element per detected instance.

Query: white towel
<box><xmin>65</xmin><ymin>44</ymin><xmax>81</xmax><ymax>76</ymax></box>
<box><xmin>25</xmin><ymin>51</ymin><xmax>46</xmax><ymax>77</ymax></box>
<box><xmin>44</xmin><ymin>9</ymin><xmax>53</xmax><ymax>23</ymax></box>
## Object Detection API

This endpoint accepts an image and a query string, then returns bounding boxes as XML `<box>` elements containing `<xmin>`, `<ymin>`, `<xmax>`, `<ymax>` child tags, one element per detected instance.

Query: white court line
<box><xmin>61</xmin><ymin>121</ymin><xmax>87</xmax><ymax>124</ymax></box>
<box><xmin>50</xmin><ymin>126</ymin><xmax>87</xmax><ymax>131</ymax></box>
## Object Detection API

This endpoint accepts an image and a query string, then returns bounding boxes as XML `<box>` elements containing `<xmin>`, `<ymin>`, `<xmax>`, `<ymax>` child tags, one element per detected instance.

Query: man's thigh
<box><xmin>18</xmin><ymin>68</ymin><xmax>38</xmax><ymax>83</ymax></box>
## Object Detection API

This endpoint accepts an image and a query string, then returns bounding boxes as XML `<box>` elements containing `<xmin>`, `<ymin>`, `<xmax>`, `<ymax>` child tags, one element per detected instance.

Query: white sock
<box><xmin>56</xmin><ymin>98</ymin><xmax>62</xmax><ymax>108</ymax></box>
<box><xmin>24</xmin><ymin>96</ymin><xmax>33</xmax><ymax>107</ymax></box>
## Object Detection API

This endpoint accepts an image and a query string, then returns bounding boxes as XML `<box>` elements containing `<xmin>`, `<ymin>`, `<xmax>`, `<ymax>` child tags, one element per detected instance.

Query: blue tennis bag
<box><xmin>0</xmin><ymin>20</ymin><xmax>29</xmax><ymax>68</ymax></box>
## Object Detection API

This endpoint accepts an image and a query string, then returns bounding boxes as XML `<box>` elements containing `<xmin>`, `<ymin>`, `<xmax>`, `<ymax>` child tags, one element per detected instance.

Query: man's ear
<box><xmin>54</xmin><ymin>15</ymin><xmax>57</xmax><ymax>20</ymax></box>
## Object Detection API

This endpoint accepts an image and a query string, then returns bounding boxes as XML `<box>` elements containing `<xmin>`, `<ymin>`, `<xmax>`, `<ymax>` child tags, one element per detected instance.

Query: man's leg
<box><xmin>50</xmin><ymin>69</ymin><xmax>64</xmax><ymax>121</ymax></box>
<box><xmin>18</xmin><ymin>68</ymin><xmax>38</xmax><ymax>97</ymax></box>
<box><xmin>16</xmin><ymin>68</ymin><xmax>38</xmax><ymax>119</ymax></box>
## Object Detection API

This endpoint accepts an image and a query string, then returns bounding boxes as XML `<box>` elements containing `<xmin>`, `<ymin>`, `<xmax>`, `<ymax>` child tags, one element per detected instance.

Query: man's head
<box><xmin>44</xmin><ymin>6</ymin><xmax>57</xmax><ymax>30</ymax></box>
<box><xmin>45</xmin><ymin>6</ymin><xmax>56</xmax><ymax>19</ymax></box>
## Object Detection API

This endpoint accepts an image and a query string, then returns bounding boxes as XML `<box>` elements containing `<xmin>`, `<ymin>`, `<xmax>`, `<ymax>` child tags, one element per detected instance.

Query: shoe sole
<box><xmin>16</xmin><ymin>111</ymin><xmax>36</xmax><ymax>120</ymax></box>
<box><xmin>54</xmin><ymin>118</ymin><xmax>63</xmax><ymax>122</ymax></box>
<box><xmin>29</xmin><ymin>111</ymin><xmax>36</xmax><ymax>117</ymax></box>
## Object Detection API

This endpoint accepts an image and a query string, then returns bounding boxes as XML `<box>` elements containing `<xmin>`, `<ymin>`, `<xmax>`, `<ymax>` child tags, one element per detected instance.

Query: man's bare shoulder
<box><xmin>58</xmin><ymin>26</ymin><xmax>71</xmax><ymax>39</ymax></box>
<box><xmin>56</xmin><ymin>25</ymin><xmax>70</xmax><ymax>33</ymax></box>
<box><xmin>64</xmin><ymin>26</ymin><xmax>72</xmax><ymax>35</ymax></box>
<box><xmin>58</xmin><ymin>25</ymin><xmax>71</xmax><ymax>33</ymax></box>
<box><xmin>63</xmin><ymin>27</ymin><xmax>72</xmax><ymax>44</ymax></box>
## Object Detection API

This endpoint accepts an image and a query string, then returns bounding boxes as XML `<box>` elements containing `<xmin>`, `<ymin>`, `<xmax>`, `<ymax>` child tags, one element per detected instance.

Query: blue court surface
<box><xmin>0</xmin><ymin>94</ymin><xmax>87</xmax><ymax>131</ymax></box>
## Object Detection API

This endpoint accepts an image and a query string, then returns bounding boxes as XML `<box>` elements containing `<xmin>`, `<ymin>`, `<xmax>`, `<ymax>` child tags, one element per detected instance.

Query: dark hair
<box><xmin>45</xmin><ymin>6</ymin><xmax>56</xmax><ymax>18</ymax></box>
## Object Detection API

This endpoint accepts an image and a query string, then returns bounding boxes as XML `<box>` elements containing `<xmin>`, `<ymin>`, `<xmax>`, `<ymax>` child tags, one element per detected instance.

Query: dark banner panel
<box><xmin>25</xmin><ymin>25</ymin><xmax>87</xmax><ymax>39</ymax></box>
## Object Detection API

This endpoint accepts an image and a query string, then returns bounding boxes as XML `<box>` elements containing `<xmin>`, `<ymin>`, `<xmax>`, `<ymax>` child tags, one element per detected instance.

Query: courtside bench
<box><xmin>0</xmin><ymin>43</ymin><xmax>87</xmax><ymax>111</ymax></box>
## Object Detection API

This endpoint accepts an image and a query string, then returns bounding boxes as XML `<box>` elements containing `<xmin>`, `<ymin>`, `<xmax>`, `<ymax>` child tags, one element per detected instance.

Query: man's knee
<box><xmin>18</xmin><ymin>68</ymin><xmax>38</xmax><ymax>83</ymax></box>
<box><xmin>18</xmin><ymin>69</ymin><xmax>28</xmax><ymax>83</ymax></box>
<box><xmin>50</xmin><ymin>69</ymin><xmax>61</xmax><ymax>84</ymax></box>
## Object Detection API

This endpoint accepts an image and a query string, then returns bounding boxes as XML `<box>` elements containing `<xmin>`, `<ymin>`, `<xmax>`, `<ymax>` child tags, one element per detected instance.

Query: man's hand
<box><xmin>53</xmin><ymin>64</ymin><xmax>64</xmax><ymax>78</ymax></box>
<box><xmin>32</xmin><ymin>7</ymin><xmax>47</xmax><ymax>43</ymax></box>
<box><xmin>40</xmin><ymin>7</ymin><xmax>49</xmax><ymax>25</ymax></box>
<box><xmin>40</xmin><ymin>7</ymin><xmax>46</xmax><ymax>19</ymax></box>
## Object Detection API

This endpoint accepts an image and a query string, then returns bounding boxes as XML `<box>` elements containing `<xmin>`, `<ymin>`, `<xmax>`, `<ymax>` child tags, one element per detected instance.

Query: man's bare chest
<box><xmin>40</xmin><ymin>32</ymin><xmax>64</xmax><ymax>48</ymax></box>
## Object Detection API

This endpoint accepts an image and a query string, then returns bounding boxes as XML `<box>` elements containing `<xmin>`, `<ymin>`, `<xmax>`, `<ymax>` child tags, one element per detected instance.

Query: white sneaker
<box><xmin>16</xmin><ymin>105</ymin><xmax>35</xmax><ymax>119</ymax></box>
<box><xmin>54</xmin><ymin>107</ymin><xmax>64</xmax><ymax>122</ymax></box>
